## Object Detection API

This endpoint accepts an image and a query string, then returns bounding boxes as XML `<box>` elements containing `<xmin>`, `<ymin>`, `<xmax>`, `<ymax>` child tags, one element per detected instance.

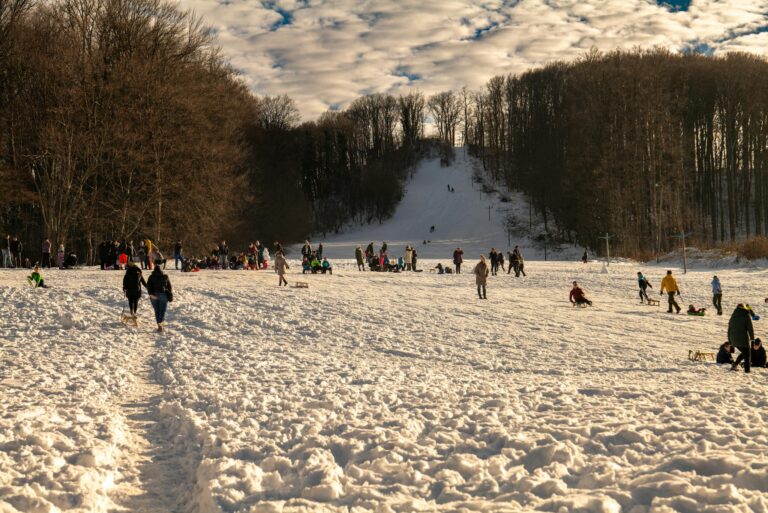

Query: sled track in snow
<box><xmin>109</xmin><ymin>334</ymin><xmax>200</xmax><ymax>513</ymax></box>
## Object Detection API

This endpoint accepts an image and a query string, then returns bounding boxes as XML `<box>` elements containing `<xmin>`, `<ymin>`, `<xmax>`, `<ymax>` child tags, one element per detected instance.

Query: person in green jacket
<box><xmin>728</xmin><ymin>304</ymin><xmax>755</xmax><ymax>372</ymax></box>
<box><xmin>27</xmin><ymin>266</ymin><xmax>47</xmax><ymax>288</ymax></box>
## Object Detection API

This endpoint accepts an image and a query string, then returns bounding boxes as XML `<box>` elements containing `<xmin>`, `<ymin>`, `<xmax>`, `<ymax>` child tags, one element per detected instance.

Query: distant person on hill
<box><xmin>488</xmin><ymin>248</ymin><xmax>499</xmax><ymax>276</ymax></box>
<box><xmin>453</xmin><ymin>247</ymin><xmax>464</xmax><ymax>274</ymax></box>
<box><xmin>146</xmin><ymin>261</ymin><xmax>173</xmax><ymax>332</ymax></box>
<box><xmin>301</xmin><ymin>240</ymin><xmax>312</xmax><ymax>261</ymax></box>
<box><xmin>717</xmin><ymin>341</ymin><xmax>735</xmax><ymax>364</ymax></box>
<box><xmin>516</xmin><ymin>248</ymin><xmax>526</xmax><ymax>277</ymax></box>
<box><xmin>473</xmin><ymin>255</ymin><xmax>489</xmax><ymax>299</ymax></box>
<box><xmin>404</xmin><ymin>245</ymin><xmax>413</xmax><ymax>271</ymax></box>
<box><xmin>508</xmin><ymin>249</ymin><xmax>517</xmax><ymax>275</ymax></box>
<box><xmin>365</xmin><ymin>242</ymin><xmax>374</xmax><ymax>260</ymax></box>
<box><xmin>637</xmin><ymin>271</ymin><xmax>652</xmax><ymax>304</ymax></box>
<box><xmin>728</xmin><ymin>304</ymin><xmax>755</xmax><ymax>372</ymax></box>
<box><xmin>355</xmin><ymin>245</ymin><xmax>365</xmax><ymax>271</ymax></box>
<box><xmin>711</xmin><ymin>275</ymin><xmax>723</xmax><ymax>315</ymax></box>
<box><xmin>412</xmin><ymin>247</ymin><xmax>419</xmax><ymax>271</ymax></box>
<box><xmin>56</xmin><ymin>244</ymin><xmax>65</xmax><ymax>268</ymax></box>
<box><xmin>751</xmin><ymin>338</ymin><xmax>767</xmax><ymax>368</ymax></box>
<box><xmin>660</xmin><ymin>270</ymin><xmax>682</xmax><ymax>314</ymax></box>
<box><xmin>322</xmin><ymin>257</ymin><xmax>332</xmax><ymax>275</ymax></box>
<box><xmin>275</xmin><ymin>251</ymin><xmax>289</xmax><ymax>286</ymax></box>
<box><xmin>317</xmin><ymin>243</ymin><xmax>324</xmax><ymax>260</ymax></box>
<box><xmin>570</xmin><ymin>281</ymin><xmax>592</xmax><ymax>306</ymax></box>
<box><xmin>435</xmin><ymin>263</ymin><xmax>445</xmax><ymax>274</ymax></box>
<box><xmin>174</xmin><ymin>240</ymin><xmax>183</xmax><ymax>270</ymax></box>
<box><xmin>381</xmin><ymin>241</ymin><xmax>388</xmax><ymax>253</ymax></box>
<box><xmin>582</xmin><ymin>250</ymin><xmax>588</xmax><ymax>264</ymax></box>
<box><xmin>41</xmin><ymin>238</ymin><xmax>51</xmax><ymax>269</ymax></box>
<box><xmin>497</xmin><ymin>251</ymin><xmax>505</xmax><ymax>273</ymax></box>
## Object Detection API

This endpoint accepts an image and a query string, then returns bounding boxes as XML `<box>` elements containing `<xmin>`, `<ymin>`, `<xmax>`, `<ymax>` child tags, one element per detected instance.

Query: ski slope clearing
<box><xmin>2</xmin><ymin>262</ymin><xmax>768</xmax><ymax>512</ymax></box>
<box><xmin>318</xmin><ymin>151</ymin><xmax>568</xmax><ymax>260</ymax></box>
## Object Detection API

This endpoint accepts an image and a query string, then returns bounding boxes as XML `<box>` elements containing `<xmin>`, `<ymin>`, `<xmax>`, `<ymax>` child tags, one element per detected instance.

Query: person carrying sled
<box><xmin>28</xmin><ymin>266</ymin><xmax>47</xmax><ymax>288</ymax></box>
<box><xmin>275</xmin><ymin>251</ymin><xmax>289</xmax><ymax>286</ymax></box>
<box><xmin>146</xmin><ymin>261</ymin><xmax>173</xmax><ymax>332</ymax></box>
<box><xmin>473</xmin><ymin>255</ymin><xmax>489</xmax><ymax>299</ymax></box>
<box><xmin>711</xmin><ymin>275</ymin><xmax>723</xmax><ymax>315</ymax></box>
<box><xmin>570</xmin><ymin>281</ymin><xmax>593</xmax><ymax>306</ymax></box>
<box><xmin>637</xmin><ymin>271</ymin><xmax>652</xmax><ymax>303</ymax></box>
<box><xmin>660</xmin><ymin>270</ymin><xmax>681</xmax><ymax>314</ymax></box>
<box><xmin>123</xmin><ymin>262</ymin><xmax>147</xmax><ymax>318</ymax></box>
<box><xmin>728</xmin><ymin>304</ymin><xmax>755</xmax><ymax>373</ymax></box>
<box><xmin>717</xmin><ymin>341</ymin><xmax>735</xmax><ymax>364</ymax></box>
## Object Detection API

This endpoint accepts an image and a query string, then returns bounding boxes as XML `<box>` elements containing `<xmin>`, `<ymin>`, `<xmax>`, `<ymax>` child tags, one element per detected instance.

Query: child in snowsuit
<box><xmin>751</xmin><ymin>338</ymin><xmax>767</xmax><ymax>368</ymax></box>
<box><xmin>717</xmin><ymin>341</ymin><xmax>735</xmax><ymax>364</ymax></box>
<box><xmin>28</xmin><ymin>267</ymin><xmax>47</xmax><ymax>288</ymax></box>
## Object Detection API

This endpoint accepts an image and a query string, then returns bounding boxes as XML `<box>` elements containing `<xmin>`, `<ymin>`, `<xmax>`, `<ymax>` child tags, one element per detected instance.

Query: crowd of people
<box><xmin>6</xmin><ymin>233</ymin><xmax>768</xmax><ymax>374</ymax></box>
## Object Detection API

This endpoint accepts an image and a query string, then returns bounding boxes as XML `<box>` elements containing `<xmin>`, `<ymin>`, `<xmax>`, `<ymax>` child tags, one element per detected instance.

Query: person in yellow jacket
<box><xmin>660</xmin><ymin>270</ymin><xmax>681</xmax><ymax>314</ymax></box>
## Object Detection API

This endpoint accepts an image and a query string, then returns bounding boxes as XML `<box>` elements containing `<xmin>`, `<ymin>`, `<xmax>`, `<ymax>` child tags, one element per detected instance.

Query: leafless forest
<box><xmin>2</xmin><ymin>0</ymin><xmax>767</xmax><ymax>260</ymax></box>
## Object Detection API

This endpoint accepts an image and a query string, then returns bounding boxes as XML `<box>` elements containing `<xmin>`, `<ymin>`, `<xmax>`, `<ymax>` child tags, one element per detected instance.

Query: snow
<box><xmin>2</xmin><ymin>261</ymin><xmax>768</xmax><ymax>512</ymax></box>
<box><xmin>316</xmin><ymin>149</ymin><xmax>575</xmax><ymax>260</ymax></box>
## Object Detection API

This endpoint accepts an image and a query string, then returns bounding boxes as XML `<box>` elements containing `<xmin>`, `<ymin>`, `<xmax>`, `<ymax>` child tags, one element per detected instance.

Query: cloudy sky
<box><xmin>178</xmin><ymin>0</ymin><xmax>768</xmax><ymax>120</ymax></box>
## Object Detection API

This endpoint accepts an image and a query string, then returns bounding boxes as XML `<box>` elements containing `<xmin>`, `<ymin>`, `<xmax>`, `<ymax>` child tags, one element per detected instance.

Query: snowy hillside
<box><xmin>317</xmin><ymin>151</ymin><xmax>574</xmax><ymax>260</ymax></box>
<box><xmin>2</xmin><ymin>262</ymin><xmax>768</xmax><ymax>512</ymax></box>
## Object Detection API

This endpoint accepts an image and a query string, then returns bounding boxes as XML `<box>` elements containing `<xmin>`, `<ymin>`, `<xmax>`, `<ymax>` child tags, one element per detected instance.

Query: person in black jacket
<box><xmin>751</xmin><ymin>338</ymin><xmax>767</xmax><ymax>368</ymax></box>
<box><xmin>218</xmin><ymin>240</ymin><xmax>229</xmax><ymax>270</ymax></box>
<box><xmin>716</xmin><ymin>341</ymin><xmax>735</xmax><ymax>364</ymax></box>
<box><xmin>122</xmin><ymin>262</ymin><xmax>147</xmax><ymax>317</ymax></box>
<box><xmin>146</xmin><ymin>262</ymin><xmax>173</xmax><ymax>332</ymax></box>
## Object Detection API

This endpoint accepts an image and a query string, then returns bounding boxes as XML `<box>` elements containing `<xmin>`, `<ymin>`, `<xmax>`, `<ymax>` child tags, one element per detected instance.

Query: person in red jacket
<box><xmin>570</xmin><ymin>281</ymin><xmax>593</xmax><ymax>306</ymax></box>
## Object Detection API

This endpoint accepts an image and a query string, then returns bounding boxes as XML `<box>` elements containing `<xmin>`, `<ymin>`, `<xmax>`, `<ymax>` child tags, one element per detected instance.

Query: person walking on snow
<box><xmin>123</xmin><ymin>262</ymin><xmax>147</xmax><ymax>318</ymax></box>
<box><xmin>404</xmin><ymin>245</ymin><xmax>413</xmax><ymax>271</ymax></box>
<box><xmin>355</xmin><ymin>245</ymin><xmax>365</xmax><ymax>271</ymax></box>
<box><xmin>660</xmin><ymin>270</ymin><xmax>681</xmax><ymax>314</ymax></box>
<box><xmin>146</xmin><ymin>261</ymin><xmax>173</xmax><ymax>332</ymax></box>
<box><xmin>174</xmin><ymin>240</ymin><xmax>183</xmax><ymax>270</ymax></box>
<box><xmin>453</xmin><ymin>247</ymin><xmax>464</xmax><ymax>274</ymax></box>
<box><xmin>637</xmin><ymin>271</ymin><xmax>652</xmax><ymax>303</ymax></box>
<box><xmin>275</xmin><ymin>251</ymin><xmax>289</xmax><ymax>286</ymax></box>
<box><xmin>473</xmin><ymin>255</ymin><xmax>489</xmax><ymax>299</ymax></box>
<box><xmin>489</xmin><ymin>248</ymin><xmax>499</xmax><ymax>276</ymax></box>
<box><xmin>712</xmin><ymin>275</ymin><xmax>723</xmax><ymax>315</ymax></box>
<box><xmin>728</xmin><ymin>303</ymin><xmax>755</xmax><ymax>372</ymax></box>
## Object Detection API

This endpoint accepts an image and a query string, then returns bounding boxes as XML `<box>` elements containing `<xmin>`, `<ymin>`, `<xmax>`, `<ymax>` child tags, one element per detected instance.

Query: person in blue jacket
<box><xmin>637</xmin><ymin>271</ymin><xmax>652</xmax><ymax>304</ymax></box>
<box><xmin>711</xmin><ymin>275</ymin><xmax>723</xmax><ymax>315</ymax></box>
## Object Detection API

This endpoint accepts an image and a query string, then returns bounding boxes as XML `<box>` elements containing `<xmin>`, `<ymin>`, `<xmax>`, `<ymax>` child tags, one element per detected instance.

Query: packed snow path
<box><xmin>2</xmin><ymin>262</ymin><xmax>768</xmax><ymax>512</ymax></box>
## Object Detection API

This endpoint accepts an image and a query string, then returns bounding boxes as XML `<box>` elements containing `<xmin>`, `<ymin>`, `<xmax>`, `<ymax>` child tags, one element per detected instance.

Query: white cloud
<box><xmin>179</xmin><ymin>0</ymin><xmax>768</xmax><ymax>120</ymax></box>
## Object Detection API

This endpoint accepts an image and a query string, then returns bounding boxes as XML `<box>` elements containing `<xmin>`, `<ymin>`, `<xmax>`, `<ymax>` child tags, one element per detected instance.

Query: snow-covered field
<box><xmin>2</xmin><ymin>261</ymin><xmax>768</xmax><ymax>513</ymax></box>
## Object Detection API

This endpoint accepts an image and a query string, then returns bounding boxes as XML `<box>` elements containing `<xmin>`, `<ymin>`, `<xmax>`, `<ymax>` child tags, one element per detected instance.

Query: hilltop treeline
<box><xmin>0</xmin><ymin>0</ymin><xmax>428</xmax><ymax>260</ymax></box>
<box><xmin>465</xmin><ymin>49</ymin><xmax>768</xmax><ymax>257</ymax></box>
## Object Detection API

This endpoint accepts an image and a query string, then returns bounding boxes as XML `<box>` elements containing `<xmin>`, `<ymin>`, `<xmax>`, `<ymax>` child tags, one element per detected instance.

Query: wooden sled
<box><xmin>645</xmin><ymin>298</ymin><xmax>660</xmax><ymax>306</ymax></box>
<box><xmin>688</xmin><ymin>350</ymin><xmax>715</xmax><ymax>362</ymax></box>
<box><xmin>293</xmin><ymin>281</ymin><xmax>309</xmax><ymax>289</ymax></box>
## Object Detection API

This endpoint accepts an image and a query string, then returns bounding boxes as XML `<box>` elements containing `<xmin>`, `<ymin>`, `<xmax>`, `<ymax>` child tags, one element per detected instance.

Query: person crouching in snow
<box><xmin>321</xmin><ymin>257</ymin><xmax>332</xmax><ymax>274</ymax></box>
<box><xmin>751</xmin><ymin>338</ymin><xmax>767</xmax><ymax>368</ymax></box>
<box><xmin>28</xmin><ymin>266</ymin><xmax>47</xmax><ymax>288</ymax></box>
<box><xmin>717</xmin><ymin>341</ymin><xmax>735</xmax><ymax>364</ymax></box>
<box><xmin>570</xmin><ymin>281</ymin><xmax>592</xmax><ymax>306</ymax></box>
<box><xmin>275</xmin><ymin>251</ymin><xmax>289</xmax><ymax>286</ymax></box>
<box><xmin>473</xmin><ymin>256</ymin><xmax>489</xmax><ymax>299</ymax></box>
<box><xmin>728</xmin><ymin>304</ymin><xmax>754</xmax><ymax>372</ymax></box>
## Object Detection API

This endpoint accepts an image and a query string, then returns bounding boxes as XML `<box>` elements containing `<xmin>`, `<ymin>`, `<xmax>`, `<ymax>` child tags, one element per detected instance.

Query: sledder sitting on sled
<box><xmin>687</xmin><ymin>304</ymin><xmax>706</xmax><ymax>316</ymax></box>
<box><xmin>27</xmin><ymin>266</ymin><xmax>47</xmax><ymax>288</ymax></box>
<box><xmin>717</xmin><ymin>341</ymin><xmax>735</xmax><ymax>364</ymax></box>
<box><xmin>570</xmin><ymin>282</ymin><xmax>592</xmax><ymax>306</ymax></box>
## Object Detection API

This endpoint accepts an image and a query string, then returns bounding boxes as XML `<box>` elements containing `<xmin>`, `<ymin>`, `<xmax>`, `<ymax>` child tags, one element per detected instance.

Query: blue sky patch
<box><xmin>656</xmin><ymin>0</ymin><xmax>692</xmax><ymax>12</ymax></box>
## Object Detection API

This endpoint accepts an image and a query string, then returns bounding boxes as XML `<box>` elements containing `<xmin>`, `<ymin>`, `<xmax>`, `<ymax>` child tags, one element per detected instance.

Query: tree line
<box><xmin>464</xmin><ymin>49</ymin><xmax>768</xmax><ymax>257</ymax></box>
<box><xmin>0</xmin><ymin>0</ymin><xmax>438</xmax><ymax>262</ymax></box>
<box><xmin>4</xmin><ymin>2</ymin><xmax>768</xmax><ymax>262</ymax></box>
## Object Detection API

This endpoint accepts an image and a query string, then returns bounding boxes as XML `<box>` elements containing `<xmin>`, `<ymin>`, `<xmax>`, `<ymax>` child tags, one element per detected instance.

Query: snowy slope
<box><xmin>317</xmin><ymin>151</ymin><xmax>571</xmax><ymax>260</ymax></box>
<box><xmin>3</xmin><ymin>263</ymin><xmax>768</xmax><ymax>512</ymax></box>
